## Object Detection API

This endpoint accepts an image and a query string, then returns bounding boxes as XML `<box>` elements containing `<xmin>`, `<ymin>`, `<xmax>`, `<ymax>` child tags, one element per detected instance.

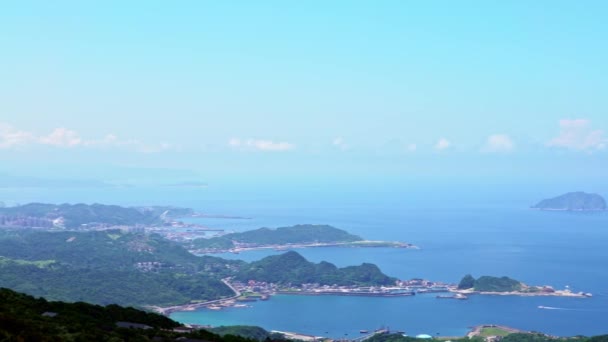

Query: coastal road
<box><xmin>151</xmin><ymin>278</ymin><xmax>241</xmax><ymax>315</ymax></box>
<box><xmin>222</xmin><ymin>278</ymin><xmax>242</xmax><ymax>298</ymax></box>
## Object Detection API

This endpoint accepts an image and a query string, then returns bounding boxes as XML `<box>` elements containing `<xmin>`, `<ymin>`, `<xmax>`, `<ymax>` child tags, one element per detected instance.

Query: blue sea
<box><xmin>3</xmin><ymin>182</ymin><xmax>608</xmax><ymax>337</ymax></box>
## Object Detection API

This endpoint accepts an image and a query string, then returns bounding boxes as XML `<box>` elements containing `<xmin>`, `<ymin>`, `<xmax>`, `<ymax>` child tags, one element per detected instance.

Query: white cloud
<box><xmin>84</xmin><ymin>134</ymin><xmax>172</xmax><ymax>153</ymax></box>
<box><xmin>228</xmin><ymin>138</ymin><xmax>294</xmax><ymax>152</ymax></box>
<box><xmin>548</xmin><ymin>119</ymin><xmax>607</xmax><ymax>150</ymax></box>
<box><xmin>0</xmin><ymin>123</ymin><xmax>35</xmax><ymax>149</ymax></box>
<box><xmin>0</xmin><ymin>122</ymin><xmax>170</xmax><ymax>153</ymax></box>
<box><xmin>39</xmin><ymin>128</ymin><xmax>82</xmax><ymax>147</ymax></box>
<box><xmin>435</xmin><ymin>138</ymin><xmax>451</xmax><ymax>150</ymax></box>
<box><xmin>332</xmin><ymin>137</ymin><xmax>349</xmax><ymax>150</ymax></box>
<box><xmin>228</xmin><ymin>138</ymin><xmax>242</xmax><ymax>147</ymax></box>
<box><xmin>482</xmin><ymin>134</ymin><xmax>514</xmax><ymax>153</ymax></box>
<box><xmin>406</xmin><ymin>143</ymin><xmax>417</xmax><ymax>152</ymax></box>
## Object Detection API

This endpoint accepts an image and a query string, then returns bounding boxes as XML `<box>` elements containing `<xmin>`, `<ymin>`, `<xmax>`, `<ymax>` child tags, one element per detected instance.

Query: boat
<box><xmin>360</xmin><ymin>330</ymin><xmax>369</xmax><ymax>334</ymax></box>
<box><xmin>436</xmin><ymin>295</ymin><xmax>454</xmax><ymax>299</ymax></box>
<box><xmin>436</xmin><ymin>294</ymin><xmax>468</xmax><ymax>300</ymax></box>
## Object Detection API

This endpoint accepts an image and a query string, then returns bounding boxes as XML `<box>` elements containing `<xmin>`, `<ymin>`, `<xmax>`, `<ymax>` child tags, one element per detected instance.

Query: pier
<box><xmin>351</xmin><ymin>329</ymin><xmax>389</xmax><ymax>342</ymax></box>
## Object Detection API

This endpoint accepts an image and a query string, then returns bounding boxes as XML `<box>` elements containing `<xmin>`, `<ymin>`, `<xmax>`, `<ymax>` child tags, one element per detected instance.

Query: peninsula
<box><xmin>188</xmin><ymin>224</ymin><xmax>415</xmax><ymax>254</ymax></box>
<box><xmin>532</xmin><ymin>192</ymin><xmax>607</xmax><ymax>211</ymax></box>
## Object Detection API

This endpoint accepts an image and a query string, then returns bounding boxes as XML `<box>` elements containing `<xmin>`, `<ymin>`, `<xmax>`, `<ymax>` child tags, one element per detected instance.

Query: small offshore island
<box><xmin>532</xmin><ymin>192</ymin><xmax>607</xmax><ymax>211</ymax></box>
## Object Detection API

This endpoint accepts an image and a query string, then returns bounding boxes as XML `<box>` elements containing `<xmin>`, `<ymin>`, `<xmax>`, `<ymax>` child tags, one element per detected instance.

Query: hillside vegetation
<box><xmin>191</xmin><ymin>224</ymin><xmax>362</xmax><ymax>250</ymax></box>
<box><xmin>0</xmin><ymin>287</ymin><xmax>286</xmax><ymax>342</ymax></box>
<box><xmin>0</xmin><ymin>229</ymin><xmax>395</xmax><ymax>307</ymax></box>
<box><xmin>458</xmin><ymin>274</ymin><xmax>522</xmax><ymax>292</ymax></box>
<box><xmin>0</xmin><ymin>203</ymin><xmax>195</xmax><ymax>228</ymax></box>
<box><xmin>0</xmin><ymin>229</ymin><xmax>240</xmax><ymax>306</ymax></box>
<box><xmin>236</xmin><ymin>251</ymin><xmax>396</xmax><ymax>286</ymax></box>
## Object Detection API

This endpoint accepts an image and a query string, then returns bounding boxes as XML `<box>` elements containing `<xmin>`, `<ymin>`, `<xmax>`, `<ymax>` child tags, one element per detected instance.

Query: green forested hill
<box><xmin>0</xmin><ymin>202</ymin><xmax>164</xmax><ymax>228</ymax></box>
<box><xmin>0</xmin><ymin>202</ymin><xmax>196</xmax><ymax>229</ymax></box>
<box><xmin>191</xmin><ymin>224</ymin><xmax>362</xmax><ymax>250</ymax></box>
<box><xmin>0</xmin><ymin>230</ymin><xmax>241</xmax><ymax>306</ymax></box>
<box><xmin>0</xmin><ymin>229</ymin><xmax>395</xmax><ymax>307</ymax></box>
<box><xmin>236</xmin><ymin>251</ymin><xmax>396</xmax><ymax>286</ymax></box>
<box><xmin>457</xmin><ymin>274</ymin><xmax>523</xmax><ymax>292</ymax></box>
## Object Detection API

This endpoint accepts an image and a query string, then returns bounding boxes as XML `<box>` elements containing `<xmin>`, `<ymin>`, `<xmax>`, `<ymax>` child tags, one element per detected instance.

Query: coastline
<box><xmin>158</xmin><ymin>279</ymin><xmax>591</xmax><ymax>317</ymax></box>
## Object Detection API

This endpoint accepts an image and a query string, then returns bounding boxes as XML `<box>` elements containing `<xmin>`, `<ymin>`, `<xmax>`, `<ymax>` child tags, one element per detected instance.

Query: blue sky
<box><xmin>1</xmin><ymin>1</ymin><xmax>607</xmax><ymax>185</ymax></box>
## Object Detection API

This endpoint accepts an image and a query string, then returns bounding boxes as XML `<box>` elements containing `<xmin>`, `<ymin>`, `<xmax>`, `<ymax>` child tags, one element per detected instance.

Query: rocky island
<box><xmin>532</xmin><ymin>192</ymin><xmax>606</xmax><ymax>211</ymax></box>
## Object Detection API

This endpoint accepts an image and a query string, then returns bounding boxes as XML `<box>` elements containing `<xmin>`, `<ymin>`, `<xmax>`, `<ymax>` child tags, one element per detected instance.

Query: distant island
<box><xmin>532</xmin><ymin>192</ymin><xmax>606</xmax><ymax>211</ymax></box>
<box><xmin>188</xmin><ymin>224</ymin><xmax>415</xmax><ymax>254</ymax></box>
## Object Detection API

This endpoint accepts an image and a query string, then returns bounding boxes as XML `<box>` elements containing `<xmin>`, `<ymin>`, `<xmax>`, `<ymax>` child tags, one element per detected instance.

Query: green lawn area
<box><xmin>479</xmin><ymin>327</ymin><xmax>512</xmax><ymax>337</ymax></box>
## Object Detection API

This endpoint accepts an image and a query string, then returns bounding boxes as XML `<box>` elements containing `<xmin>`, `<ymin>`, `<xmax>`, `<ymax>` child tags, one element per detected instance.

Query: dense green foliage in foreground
<box><xmin>191</xmin><ymin>224</ymin><xmax>362</xmax><ymax>250</ymax></box>
<box><xmin>0</xmin><ymin>288</ymin><xmax>287</xmax><ymax>342</ymax></box>
<box><xmin>0</xmin><ymin>230</ymin><xmax>240</xmax><ymax>306</ymax></box>
<box><xmin>236</xmin><ymin>251</ymin><xmax>396</xmax><ymax>286</ymax></box>
<box><xmin>457</xmin><ymin>274</ymin><xmax>522</xmax><ymax>292</ymax></box>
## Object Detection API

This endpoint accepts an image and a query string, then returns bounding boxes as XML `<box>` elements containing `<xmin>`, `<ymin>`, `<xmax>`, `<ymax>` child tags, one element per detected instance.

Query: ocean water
<box><xmin>171</xmin><ymin>205</ymin><xmax>608</xmax><ymax>338</ymax></box>
<box><xmin>3</xmin><ymin>183</ymin><xmax>608</xmax><ymax>337</ymax></box>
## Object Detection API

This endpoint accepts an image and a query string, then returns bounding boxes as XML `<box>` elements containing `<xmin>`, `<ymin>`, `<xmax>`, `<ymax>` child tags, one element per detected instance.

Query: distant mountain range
<box><xmin>532</xmin><ymin>192</ymin><xmax>607</xmax><ymax>211</ymax></box>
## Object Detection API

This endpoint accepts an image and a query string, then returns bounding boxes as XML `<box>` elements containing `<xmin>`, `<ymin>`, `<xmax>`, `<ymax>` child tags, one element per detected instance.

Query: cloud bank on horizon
<box><xmin>1</xmin><ymin>119</ymin><xmax>605</xmax><ymax>155</ymax></box>
<box><xmin>0</xmin><ymin>122</ymin><xmax>171</xmax><ymax>153</ymax></box>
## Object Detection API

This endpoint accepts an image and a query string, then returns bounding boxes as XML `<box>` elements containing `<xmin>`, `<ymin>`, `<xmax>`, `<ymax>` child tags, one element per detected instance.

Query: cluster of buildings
<box><xmin>0</xmin><ymin>215</ymin><xmax>55</xmax><ymax>228</ymax></box>
<box><xmin>226</xmin><ymin>278</ymin><xmax>457</xmax><ymax>300</ymax></box>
